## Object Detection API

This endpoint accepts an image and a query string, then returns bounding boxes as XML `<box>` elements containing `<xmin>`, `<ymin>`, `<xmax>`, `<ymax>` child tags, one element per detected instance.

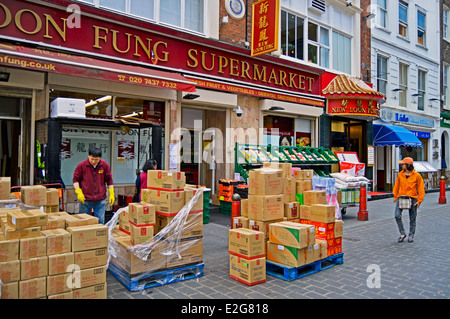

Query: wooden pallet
<box><xmin>266</xmin><ymin>253</ymin><xmax>344</xmax><ymax>281</ymax></box>
<box><xmin>108</xmin><ymin>262</ymin><xmax>205</xmax><ymax>291</ymax></box>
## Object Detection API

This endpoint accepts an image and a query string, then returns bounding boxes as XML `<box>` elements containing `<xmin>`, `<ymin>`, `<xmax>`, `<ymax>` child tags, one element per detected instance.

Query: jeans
<box><xmin>394</xmin><ymin>198</ymin><xmax>418</xmax><ymax>238</ymax></box>
<box><xmin>79</xmin><ymin>199</ymin><xmax>106</xmax><ymax>224</ymax></box>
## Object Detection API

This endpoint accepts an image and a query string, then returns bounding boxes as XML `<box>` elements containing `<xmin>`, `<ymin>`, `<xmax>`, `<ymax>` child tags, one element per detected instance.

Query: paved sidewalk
<box><xmin>106</xmin><ymin>190</ymin><xmax>450</xmax><ymax>299</ymax></box>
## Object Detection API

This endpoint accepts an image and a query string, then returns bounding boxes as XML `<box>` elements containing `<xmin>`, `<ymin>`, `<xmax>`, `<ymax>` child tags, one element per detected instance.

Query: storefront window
<box><xmin>400</xmin><ymin>141</ymin><xmax>427</xmax><ymax>162</ymax></box>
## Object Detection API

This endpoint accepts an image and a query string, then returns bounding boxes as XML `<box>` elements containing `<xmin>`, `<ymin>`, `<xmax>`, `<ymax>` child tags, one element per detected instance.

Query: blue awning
<box><xmin>373</xmin><ymin>124</ymin><xmax>422</xmax><ymax>147</ymax></box>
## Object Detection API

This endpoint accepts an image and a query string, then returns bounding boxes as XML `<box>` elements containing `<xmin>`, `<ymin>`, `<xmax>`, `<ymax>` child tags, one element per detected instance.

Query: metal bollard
<box><xmin>357</xmin><ymin>183</ymin><xmax>369</xmax><ymax>221</ymax></box>
<box><xmin>231</xmin><ymin>193</ymin><xmax>241</xmax><ymax>228</ymax></box>
<box><xmin>439</xmin><ymin>176</ymin><xmax>447</xmax><ymax>204</ymax></box>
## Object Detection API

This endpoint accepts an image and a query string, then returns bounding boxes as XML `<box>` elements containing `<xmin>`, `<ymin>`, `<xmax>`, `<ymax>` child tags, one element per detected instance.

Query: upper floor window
<box><xmin>417</xmin><ymin>10</ymin><xmax>426</xmax><ymax>46</ymax></box>
<box><xmin>398</xmin><ymin>62</ymin><xmax>408</xmax><ymax>107</ymax></box>
<box><xmin>444</xmin><ymin>9</ymin><xmax>449</xmax><ymax>41</ymax></box>
<box><xmin>417</xmin><ymin>69</ymin><xmax>426</xmax><ymax>111</ymax></box>
<box><xmin>377</xmin><ymin>0</ymin><xmax>387</xmax><ymax>29</ymax></box>
<box><xmin>398</xmin><ymin>1</ymin><xmax>408</xmax><ymax>37</ymax></box>
<box><xmin>281</xmin><ymin>11</ymin><xmax>304</xmax><ymax>60</ymax></box>
<box><xmin>332</xmin><ymin>31</ymin><xmax>351</xmax><ymax>74</ymax></box>
<box><xmin>308</xmin><ymin>22</ymin><xmax>330</xmax><ymax>68</ymax></box>
<box><xmin>444</xmin><ymin>65</ymin><xmax>449</xmax><ymax>108</ymax></box>
<box><xmin>75</xmin><ymin>0</ymin><xmax>205</xmax><ymax>33</ymax></box>
<box><xmin>376</xmin><ymin>55</ymin><xmax>388</xmax><ymax>95</ymax></box>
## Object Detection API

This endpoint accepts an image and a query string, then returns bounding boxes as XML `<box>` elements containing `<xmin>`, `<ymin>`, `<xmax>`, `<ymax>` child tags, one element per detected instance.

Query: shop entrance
<box><xmin>0</xmin><ymin>96</ymin><xmax>31</xmax><ymax>186</ymax></box>
<box><xmin>181</xmin><ymin>107</ymin><xmax>226</xmax><ymax>193</ymax></box>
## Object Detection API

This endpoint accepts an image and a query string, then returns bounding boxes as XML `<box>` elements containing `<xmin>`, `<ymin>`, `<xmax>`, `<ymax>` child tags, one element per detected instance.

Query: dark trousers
<box><xmin>394</xmin><ymin>198</ymin><xmax>418</xmax><ymax>238</ymax></box>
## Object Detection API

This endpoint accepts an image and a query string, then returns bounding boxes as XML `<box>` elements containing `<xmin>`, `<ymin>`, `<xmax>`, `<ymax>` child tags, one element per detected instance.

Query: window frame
<box><xmin>417</xmin><ymin>9</ymin><xmax>426</xmax><ymax>46</ymax></box>
<box><xmin>376</xmin><ymin>55</ymin><xmax>388</xmax><ymax>96</ymax></box>
<box><xmin>443</xmin><ymin>64</ymin><xmax>449</xmax><ymax>109</ymax></box>
<box><xmin>398</xmin><ymin>1</ymin><xmax>408</xmax><ymax>38</ymax></box>
<box><xmin>398</xmin><ymin>62</ymin><xmax>408</xmax><ymax>107</ymax></box>
<box><xmin>417</xmin><ymin>69</ymin><xmax>426</xmax><ymax>111</ymax></box>
<box><xmin>377</xmin><ymin>0</ymin><xmax>388</xmax><ymax>29</ymax></box>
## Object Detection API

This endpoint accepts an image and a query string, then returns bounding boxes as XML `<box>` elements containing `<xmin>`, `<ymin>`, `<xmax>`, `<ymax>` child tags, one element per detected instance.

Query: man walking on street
<box><xmin>73</xmin><ymin>147</ymin><xmax>115</xmax><ymax>224</ymax></box>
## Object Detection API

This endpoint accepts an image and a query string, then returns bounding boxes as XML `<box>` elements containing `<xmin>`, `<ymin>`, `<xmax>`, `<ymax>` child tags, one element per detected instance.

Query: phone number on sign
<box><xmin>117</xmin><ymin>74</ymin><xmax>178</xmax><ymax>89</ymax></box>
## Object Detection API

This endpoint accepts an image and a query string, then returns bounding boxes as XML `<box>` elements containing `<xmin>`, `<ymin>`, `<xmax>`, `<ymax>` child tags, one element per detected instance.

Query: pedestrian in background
<box><xmin>393</xmin><ymin>157</ymin><xmax>425</xmax><ymax>243</ymax></box>
<box><xmin>134</xmin><ymin>159</ymin><xmax>157</xmax><ymax>201</ymax></box>
<box><xmin>73</xmin><ymin>147</ymin><xmax>115</xmax><ymax>224</ymax></box>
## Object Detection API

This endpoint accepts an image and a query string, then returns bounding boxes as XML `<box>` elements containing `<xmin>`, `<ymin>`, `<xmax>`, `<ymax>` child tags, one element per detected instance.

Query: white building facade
<box><xmin>370</xmin><ymin>0</ymin><xmax>441</xmax><ymax>190</ymax></box>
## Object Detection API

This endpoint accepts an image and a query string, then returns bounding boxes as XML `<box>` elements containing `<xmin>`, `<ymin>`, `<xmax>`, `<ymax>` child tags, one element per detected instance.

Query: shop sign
<box><xmin>441</xmin><ymin>112</ymin><xmax>450</xmax><ymax>128</ymax></box>
<box><xmin>251</xmin><ymin>0</ymin><xmax>279</xmax><ymax>57</ymax></box>
<box><xmin>327</xmin><ymin>98</ymin><xmax>380</xmax><ymax>117</ymax></box>
<box><xmin>0</xmin><ymin>0</ymin><xmax>321</xmax><ymax>98</ymax></box>
<box><xmin>395</xmin><ymin>113</ymin><xmax>434</xmax><ymax>128</ymax></box>
<box><xmin>409</xmin><ymin>130</ymin><xmax>431</xmax><ymax>139</ymax></box>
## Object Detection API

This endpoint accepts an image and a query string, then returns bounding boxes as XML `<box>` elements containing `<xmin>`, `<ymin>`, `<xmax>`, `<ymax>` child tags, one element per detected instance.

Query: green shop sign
<box><xmin>441</xmin><ymin>112</ymin><xmax>450</xmax><ymax>128</ymax></box>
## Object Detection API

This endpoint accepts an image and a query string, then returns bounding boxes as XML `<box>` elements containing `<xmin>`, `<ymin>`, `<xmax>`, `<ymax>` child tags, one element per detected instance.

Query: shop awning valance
<box><xmin>0</xmin><ymin>42</ymin><xmax>196</xmax><ymax>92</ymax></box>
<box><xmin>373</xmin><ymin>124</ymin><xmax>422</xmax><ymax>147</ymax></box>
<box><xmin>322</xmin><ymin>74</ymin><xmax>385</xmax><ymax>102</ymax></box>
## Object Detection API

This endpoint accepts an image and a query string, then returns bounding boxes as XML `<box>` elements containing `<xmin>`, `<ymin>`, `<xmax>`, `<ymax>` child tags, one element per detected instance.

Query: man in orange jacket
<box><xmin>393</xmin><ymin>157</ymin><xmax>425</xmax><ymax>243</ymax></box>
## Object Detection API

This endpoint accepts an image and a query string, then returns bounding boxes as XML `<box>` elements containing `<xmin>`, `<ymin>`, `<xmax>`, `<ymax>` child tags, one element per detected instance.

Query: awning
<box><xmin>0</xmin><ymin>42</ymin><xmax>196</xmax><ymax>92</ymax></box>
<box><xmin>373</xmin><ymin>124</ymin><xmax>422</xmax><ymax>147</ymax></box>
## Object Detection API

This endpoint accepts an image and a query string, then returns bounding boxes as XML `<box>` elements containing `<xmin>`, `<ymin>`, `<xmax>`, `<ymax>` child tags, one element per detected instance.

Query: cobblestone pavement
<box><xmin>106</xmin><ymin>191</ymin><xmax>450</xmax><ymax>300</ymax></box>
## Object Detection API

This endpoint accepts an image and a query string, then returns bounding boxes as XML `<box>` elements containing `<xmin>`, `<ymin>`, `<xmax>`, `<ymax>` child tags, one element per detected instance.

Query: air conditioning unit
<box><xmin>432</xmin><ymin>139</ymin><xmax>439</xmax><ymax>148</ymax></box>
<box><xmin>308</xmin><ymin>0</ymin><xmax>326</xmax><ymax>15</ymax></box>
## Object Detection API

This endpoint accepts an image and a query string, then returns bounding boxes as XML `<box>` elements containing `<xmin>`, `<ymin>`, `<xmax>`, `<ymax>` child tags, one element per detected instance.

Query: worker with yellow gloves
<box><xmin>73</xmin><ymin>147</ymin><xmax>114</xmax><ymax>224</ymax></box>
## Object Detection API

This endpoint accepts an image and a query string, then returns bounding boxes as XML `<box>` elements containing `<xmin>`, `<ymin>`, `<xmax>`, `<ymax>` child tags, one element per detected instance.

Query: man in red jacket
<box><xmin>73</xmin><ymin>147</ymin><xmax>114</xmax><ymax>224</ymax></box>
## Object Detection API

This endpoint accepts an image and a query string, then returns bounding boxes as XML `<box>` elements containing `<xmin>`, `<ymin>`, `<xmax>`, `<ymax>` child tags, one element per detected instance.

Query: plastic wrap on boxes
<box><xmin>106</xmin><ymin>188</ymin><xmax>204</xmax><ymax>289</ymax></box>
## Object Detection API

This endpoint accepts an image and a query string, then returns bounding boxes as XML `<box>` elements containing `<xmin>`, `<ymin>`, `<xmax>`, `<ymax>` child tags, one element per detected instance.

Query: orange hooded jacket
<box><xmin>393</xmin><ymin>169</ymin><xmax>425</xmax><ymax>203</ymax></box>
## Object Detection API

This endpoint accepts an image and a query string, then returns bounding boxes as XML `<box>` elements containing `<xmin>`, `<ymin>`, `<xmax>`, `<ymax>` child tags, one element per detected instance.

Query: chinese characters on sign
<box><xmin>251</xmin><ymin>0</ymin><xmax>280</xmax><ymax>57</ymax></box>
<box><xmin>327</xmin><ymin>98</ymin><xmax>380</xmax><ymax>117</ymax></box>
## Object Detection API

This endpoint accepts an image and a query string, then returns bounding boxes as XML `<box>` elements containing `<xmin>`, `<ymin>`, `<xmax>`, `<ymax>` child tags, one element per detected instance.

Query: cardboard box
<box><xmin>111</xmin><ymin>225</ymin><xmax>130</xmax><ymax>240</ymax></box>
<box><xmin>315</xmin><ymin>239</ymin><xmax>328</xmax><ymax>259</ymax></box>
<box><xmin>67</xmin><ymin>224</ymin><xmax>108</xmax><ymax>252</ymax></box>
<box><xmin>184</xmin><ymin>187</ymin><xmax>204</xmax><ymax>211</ymax></box>
<box><xmin>229</xmin><ymin>255</ymin><xmax>266</xmax><ymax>286</ymax></box>
<box><xmin>299</xmin><ymin>205</ymin><xmax>311</xmax><ymax>220</ymax></box>
<box><xmin>46</xmin><ymin>188</ymin><xmax>60</xmax><ymax>206</ymax></box>
<box><xmin>269</xmin><ymin>222</ymin><xmax>314</xmax><ymax>249</ymax></box>
<box><xmin>263</xmin><ymin>162</ymin><xmax>292</xmax><ymax>179</ymax></box>
<box><xmin>19</xmin><ymin>235</ymin><xmax>47</xmax><ymax>259</ymax></box>
<box><xmin>7</xmin><ymin>209</ymin><xmax>48</xmax><ymax>229</ymax></box>
<box><xmin>48</xmin><ymin>252</ymin><xmax>74</xmax><ymax>275</ymax></box>
<box><xmin>48</xmin><ymin>291</ymin><xmax>73</xmax><ymax>299</ymax></box>
<box><xmin>73</xmin><ymin>283</ymin><xmax>107</xmax><ymax>299</ymax></box>
<box><xmin>0</xmin><ymin>259</ymin><xmax>20</xmax><ymax>282</ymax></box>
<box><xmin>129</xmin><ymin>202</ymin><xmax>156</xmax><ymax>226</ymax></box>
<box><xmin>73</xmin><ymin>265</ymin><xmax>106</xmax><ymax>289</ymax></box>
<box><xmin>110</xmin><ymin>236</ymin><xmax>166</xmax><ymax>274</ymax></box>
<box><xmin>20</xmin><ymin>256</ymin><xmax>48</xmax><ymax>280</ymax></box>
<box><xmin>148</xmin><ymin>189</ymin><xmax>185</xmax><ymax>215</ymax></box>
<box><xmin>248</xmin><ymin>218</ymin><xmax>284</xmax><ymax>241</ymax></box>
<box><xmin>232</xmin><ymin>216</ymin><xmax>249</xmax><ymax>229</ymax></box>
<box><xmin>240</xmin><ymin>198</ymin><xmax>248</xmax><ymax>217</ymax></box>
<box><xmin>19</xmin><ymin>276</ymin><xmax>47</xmax><ymax>299</ymax></box>
<box><xmin>65</xmin><ymin>213</ymin><xmax>99</xmax><ymax>228</ymax></box>
<box><xmin>140</xmin><ymin>188</ymin><xmax>151</xmax><ymax>203</ymax></box>
<box><xmin>293</xmin><ymin>169</ymin><xmax>314</xmax><ymax>180</ymax></box>
<box><xmin>118</xmin><ymin>209</ymin><xmax>131</xmax><ymax>234</ymax></box>
<box><xmin>0</xmin><ymin>236</ymin><xmax>19</xmax><ymax>262</ymax></box>
<box><xmin>284</xmin><ymin>202</ymin><xmax>299</xmax><ymax>219</ymax></box>
<box><xmin>228</xmin><ymin>228</ymin><xmax>265</xmax><ymax>259</ymax></box>
<box><xmin>248</xmin><ymin>168</ymin><xmax>283</xmax><ymax>196</ymax></box>
<box><xmin>0</xmin><ymin>281</ymin><xmax>18</xmax><ymax>299</ymax></box>
<box><xmin>309</xmin><ymin>220</ymin><xmax>335</xmax><ymax>239</ymax></box>
<box><xmin>47</xmin><ymin>272</ymin><xmax>72</xmax><ymax>296</ymax></box>
<box><xmin>310</xmin><ymin>204</ymin><xmax>335</xmax><ymax>223</ymax></box>
<box><xmin>303</xmin><ymin>190</ymin><xmax>327</xmax><ymax>205</ymax></box>
<box><xmin>41</xmin><ymin>215</ymin><xmax>66</xmax><ymax>230</ymax></box>
<box><xmin>3</xmin><ymin>224</ymin><xmax>41</xmax><ymax>240</ymax></box>
<box><xmin>296</xmin><ymin>179</ymin><xmax>312</xmax><ymax>194</ymax></box>
<box><xmin>147</xmin><ymin>170</ymin><xmax>186</xmax><ymax>190</ymax></box>
<box><xmin>41</xmin><ymin>229</ymin><xmax>71</xmax><ymax>255</ymax></box>
<box><xmin>155</xmin><ymin>211</ymin><xmax>203</xmax><ymax>239</ymax></box>
<box><xmin>266</xmin><ymin>242</ymin><xmax>308</xmax><ymax>268</ymax></box>
<box><xmin>44</xmin><ymin>205</ymin><xmax>60</xmax><ymax>213</ymax></box>
<box><xmin>282</xmin><ymin>178</ymin><xmax>296</xmax><ymax>203</ymax></box>
<box><xmin>130</xmin><ymin>224</ymin><xmax>154</xmax><ymax>245</ymax></box>
<box><xmin>248</xmin><ymin>194</ymin><xmax>284</xmax><ymax>221</ymax></box>
<box><xmin>20</xmin><ymin>185</ymin><xmax>47</xmax><ymax>206</ymax></box>
<box><xmin>0</xmin><ymin>177</ymin><xmax>11</xmax><ymax>200</ymax></box>
<box><xmin>166</xmin><ymin>237</ymin><xmax>203</xmax><ymax>268</ymax></box>
<box><xmin>334</xmin><ymin>219</ymin><xmax>343</xmax><ymax>238</ymax></box>
<box><xmin>74</xmin><ymin>248</ymin><xmax>107</xmax><ymax>270</ymax></box>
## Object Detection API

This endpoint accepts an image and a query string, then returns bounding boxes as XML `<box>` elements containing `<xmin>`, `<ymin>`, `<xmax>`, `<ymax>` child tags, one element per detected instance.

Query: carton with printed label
<box><xmin>248</xmin><ymin>168</ymin><xmax>283</xmax><ymax>196</ymax></box>
<box><xmin>229</xmin><ymin>255</ymin><xmax>266</xmax><ymax>286</ymax></box>
<box><xmin>67</xmin><ymin>224</ymin><xmax>108</xmax><ymax>252</ymax></box>
<box><xmin>248</xmin><ymin>194</ymin><xmax>284</xmax><ymax>221</ymax></box>
<box><xmin>147</xmin><ymin>170</ymin><xmax>186</xmax><ymax>190</ymax></box>
<box><xmin>228</xmin><ymin>228</ymin><xmax>265</xmax><ymax>259</ymax></box>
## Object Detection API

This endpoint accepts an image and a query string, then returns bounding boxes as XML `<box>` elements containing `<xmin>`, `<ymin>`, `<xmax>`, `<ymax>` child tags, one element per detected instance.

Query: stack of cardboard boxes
<box><xmin>0</xmin><ymin>184</ymin><xmax>108</xmax><ymax>299</ymax></box>
<box><xmin>230</xmin><ymin>164</ymin><xmax>343</xmax><ymax>275</ymax></box>
<box><xmin>110</xmin><ymin>170</ymin><xmax>204</xmax><ymax>279</ymax></box>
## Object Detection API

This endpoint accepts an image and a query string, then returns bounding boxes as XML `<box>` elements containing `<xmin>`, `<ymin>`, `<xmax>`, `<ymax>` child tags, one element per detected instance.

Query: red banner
<box><xmin>251</xmin><ymin>0</ymin><xmax>280</xmax><ymax>57</ymax></box>
<box><xmin>327</xmin><ymin>98</ymin><xmax>380</xmax><ymax>117</ymax></box>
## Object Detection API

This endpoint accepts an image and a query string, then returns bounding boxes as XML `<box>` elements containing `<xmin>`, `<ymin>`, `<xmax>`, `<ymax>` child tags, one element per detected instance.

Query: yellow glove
<box><xmin>108</xmin><ymin>187</ymin><xmax>115</xmax><ymax>206</ymax></box>
<box><xmin>74</xmin><ymin>188</ymin><xmax>85</xmax><ymax>204</ymax></box>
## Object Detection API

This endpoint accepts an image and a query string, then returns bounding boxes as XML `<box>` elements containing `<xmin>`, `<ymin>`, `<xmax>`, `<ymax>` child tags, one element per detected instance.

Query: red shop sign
<box><xmin>251</xmin><ymin>0</ymin><xmax>280</xmax><ymax>57</ymax></box>
<box><xmin>327</xmin><ymin>98</ymin><xmax>380</xmax><ymax>117</ymax></box>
